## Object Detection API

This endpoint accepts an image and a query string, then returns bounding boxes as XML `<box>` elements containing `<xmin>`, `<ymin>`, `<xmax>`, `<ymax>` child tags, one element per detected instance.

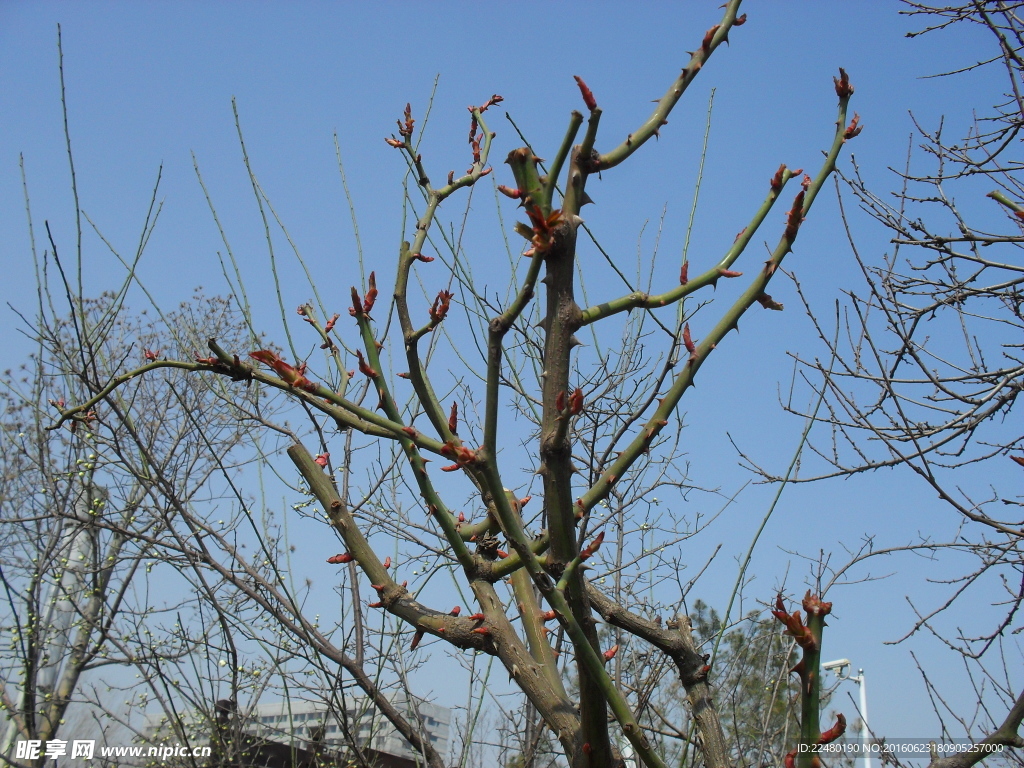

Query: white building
<box><xmin>250</xmin><ymin>695</ymin><xmax>450</xmax><ymax>762</ymax></box>
<box><xmin>142</xmin><ymin>694</ymin><xmax>450</xmax><ymax>765</ymax></box>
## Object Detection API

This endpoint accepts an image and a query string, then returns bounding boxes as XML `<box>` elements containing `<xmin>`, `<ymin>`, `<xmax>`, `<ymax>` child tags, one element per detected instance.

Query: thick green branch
<box><xmin>544</xmin><ymin>110</ymin><xmax>584</xmax><ymax>205</ymax></box>
<box><xmin>507</xmin><ymin>491</ymin><xmax>565</xmax><ymax>699</ymax></box>
<box><xmin>391</xmin><ymin>108</ymin><xmax>496</xmax><ymax>444</ymax></box>
<box><xmin>594</xmin><ymin>0</ymin><xmax>744</xmax><ymax>172</ymax></box>
<box><xmin>437</xmin><ymin>107</ymin><xmax>495</xmax><ymax>201</ymax></box>
<box><xmin>289</xmin><ymin>443</ymin><xmax>483</xmax><ymax>647</ymax></box>
<box><xmin>469</xmin><ymin>457</ymin><xmax>663</xmax><ymax>768</ymax></box>
<box><xmin>580</xmin><ymin>80</ymin><xmax>854</xmax><ymax>516</ymax></box>
<box><xmin>485</xmin><ymin>252</ymin><xmax>545</xmax><ymax>456</ymax></box>
<box><xmin>579</xmin><ymin>166</ymin><xmax>796</xmax><ymax>326</ymax></box>
<box><xmin>349</xmin><ymin>314</ymin><xmax>476</xmax><ymax>569</ymax></box>
<box><xmin>49</xmin><ymin>359</ymin><xmax>216</xmax><ymax>429</ymax></box>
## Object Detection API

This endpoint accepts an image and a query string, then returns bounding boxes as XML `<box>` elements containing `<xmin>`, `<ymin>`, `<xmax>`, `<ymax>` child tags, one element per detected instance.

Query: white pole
<box><xmin>620</xmin><ymin>736</ymin><xmax>636</xmax><ymax>768</ymax></box>
<box><xmin>858</xmin><ymin>669</ymin><xmax>872</xmax><ymax>768</ymax></box>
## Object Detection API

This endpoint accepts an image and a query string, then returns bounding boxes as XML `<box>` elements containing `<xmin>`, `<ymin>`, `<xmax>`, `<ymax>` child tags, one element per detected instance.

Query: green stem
<box><xmin>544</xmin><ymin>111</ymin><xmax>584</xmax><ymax>206</ymax></box>
<box><xmin>579</xmin><ymin>85</ymin><xmax>853</xmax><ymax>517</ymax></box>
<box><xmin>580</xmin><ymin>167</ymin><xmax>795</xmax><ymax>326</ymax></box>
<box><xmin>594</xmin><ymin>0</ymin><xmax>743</xmax><ymax>172</ymax></box>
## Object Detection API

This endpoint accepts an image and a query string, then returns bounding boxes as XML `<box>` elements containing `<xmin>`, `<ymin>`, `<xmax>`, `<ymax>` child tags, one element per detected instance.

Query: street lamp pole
<box><xmin>822</xmin><ymin>660</ymin><xmax>872</xmax><ymax>768</ymax></box>
<box><xmin>850</xmin><ymin>668</ymin><xmax>871</xmax><ymax>768</ymax></box>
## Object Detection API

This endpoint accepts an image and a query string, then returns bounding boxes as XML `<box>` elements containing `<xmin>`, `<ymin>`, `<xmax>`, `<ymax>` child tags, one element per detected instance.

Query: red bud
<box><xmin>410</xmin><ymin>629</ymin><xmax>425</xmax><ymax>650</ymax></box>
<box><xmin>326</xmin><ymin>553</ymin><xmax>354</xmax><ymax>564</ymax></box>
<box><xmin>802</xmin><ymin>590</ymin><xmax>832</xmax><ymax>616</ymax></box>
<box><xmin>350</xmin><ymin>286</ymin><xmax>363</xmax><ymax>317</ymax></box>
<box><xmin>683</xmin><ymin>324</ymin><xmax>696</xmax><ymax>355</ymax></box>
<box><xmin>843</xmin><ymin>113</ymin><xmax>863</xmax><ymax>140</ymax></box>
<box><xmin>455</xmin><ymin>446</ymin><xmax>477</xmax><ymax>464</ymax></box>
<box><xmin>356</xmin><ymin>350</ymin><xmax>378</xmax><ymax>378</ymax></box>
<box><xmin>569</xmin><ymin>387</ymin><xmax>583</xmax><ymax>415</ymax></box>
<box><xmin>784</xmin><ymin>191</ymin><xmax>806</xmax><ymax>242</ymax></box>
<box><xmin>834</xmin><ymin>68</ymin><xmax>854</xmax><ymax>99</ymax></box>
<box><xmin>573</xmin><ymin>75</ymin><xmax>598</xmax><ymax>111</ymax></box>
<box><xmin>820</xmin><ymin>713</ymin><xmax>847</xmax><ymax>744</ymax></box>
<box><xmin>363</xmin><ymin>272</ymin><xmax>378</xmax><ymax>314</ymax></box>
<box><xmin>448</xmin><ymin>402</ymin><xmax>459</xmax><ymax>435</ymax></box>
<box><xmin>701</xmin><ymin>25</ymin><xmax>719</xmax><ymax>54</ymax></box>
<box><xmin>756</xmin><ymin>293</ymin><xmax>784</xmax><ymax>311</ymax></box>
<box><xmin>581</xmin><ymin>531</ymin><xmax>605</xmax><ymax>560</ymax></box>
<box><xmin>430</xmin><ymin>290</ymin><xmax>453</xmax><ymax>324</ymax></box>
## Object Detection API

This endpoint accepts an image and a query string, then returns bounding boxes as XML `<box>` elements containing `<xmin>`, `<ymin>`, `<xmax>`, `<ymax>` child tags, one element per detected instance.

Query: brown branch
<box><xmin>929</xmin><ymin>688</ymin><xmax>1024</xmax><ymax>768</ymax></box>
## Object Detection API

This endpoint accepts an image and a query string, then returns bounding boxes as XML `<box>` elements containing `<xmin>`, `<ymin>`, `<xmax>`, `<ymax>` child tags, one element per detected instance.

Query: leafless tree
<box><xmin>0</xmin><ymin>292</ymin><xmax>262</xmax><ymax>763</ymax></box>
<box><xmin>19</xmin><ymin>2</ymin><xmax>884</xmax><ymax>767</ymax></box>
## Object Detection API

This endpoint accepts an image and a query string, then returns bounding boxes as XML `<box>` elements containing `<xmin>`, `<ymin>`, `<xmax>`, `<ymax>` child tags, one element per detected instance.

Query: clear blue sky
<box><xmin>1</xmin><ymin>0</ymin><xmax>1013</xmax><ymax>746</ymax></box>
